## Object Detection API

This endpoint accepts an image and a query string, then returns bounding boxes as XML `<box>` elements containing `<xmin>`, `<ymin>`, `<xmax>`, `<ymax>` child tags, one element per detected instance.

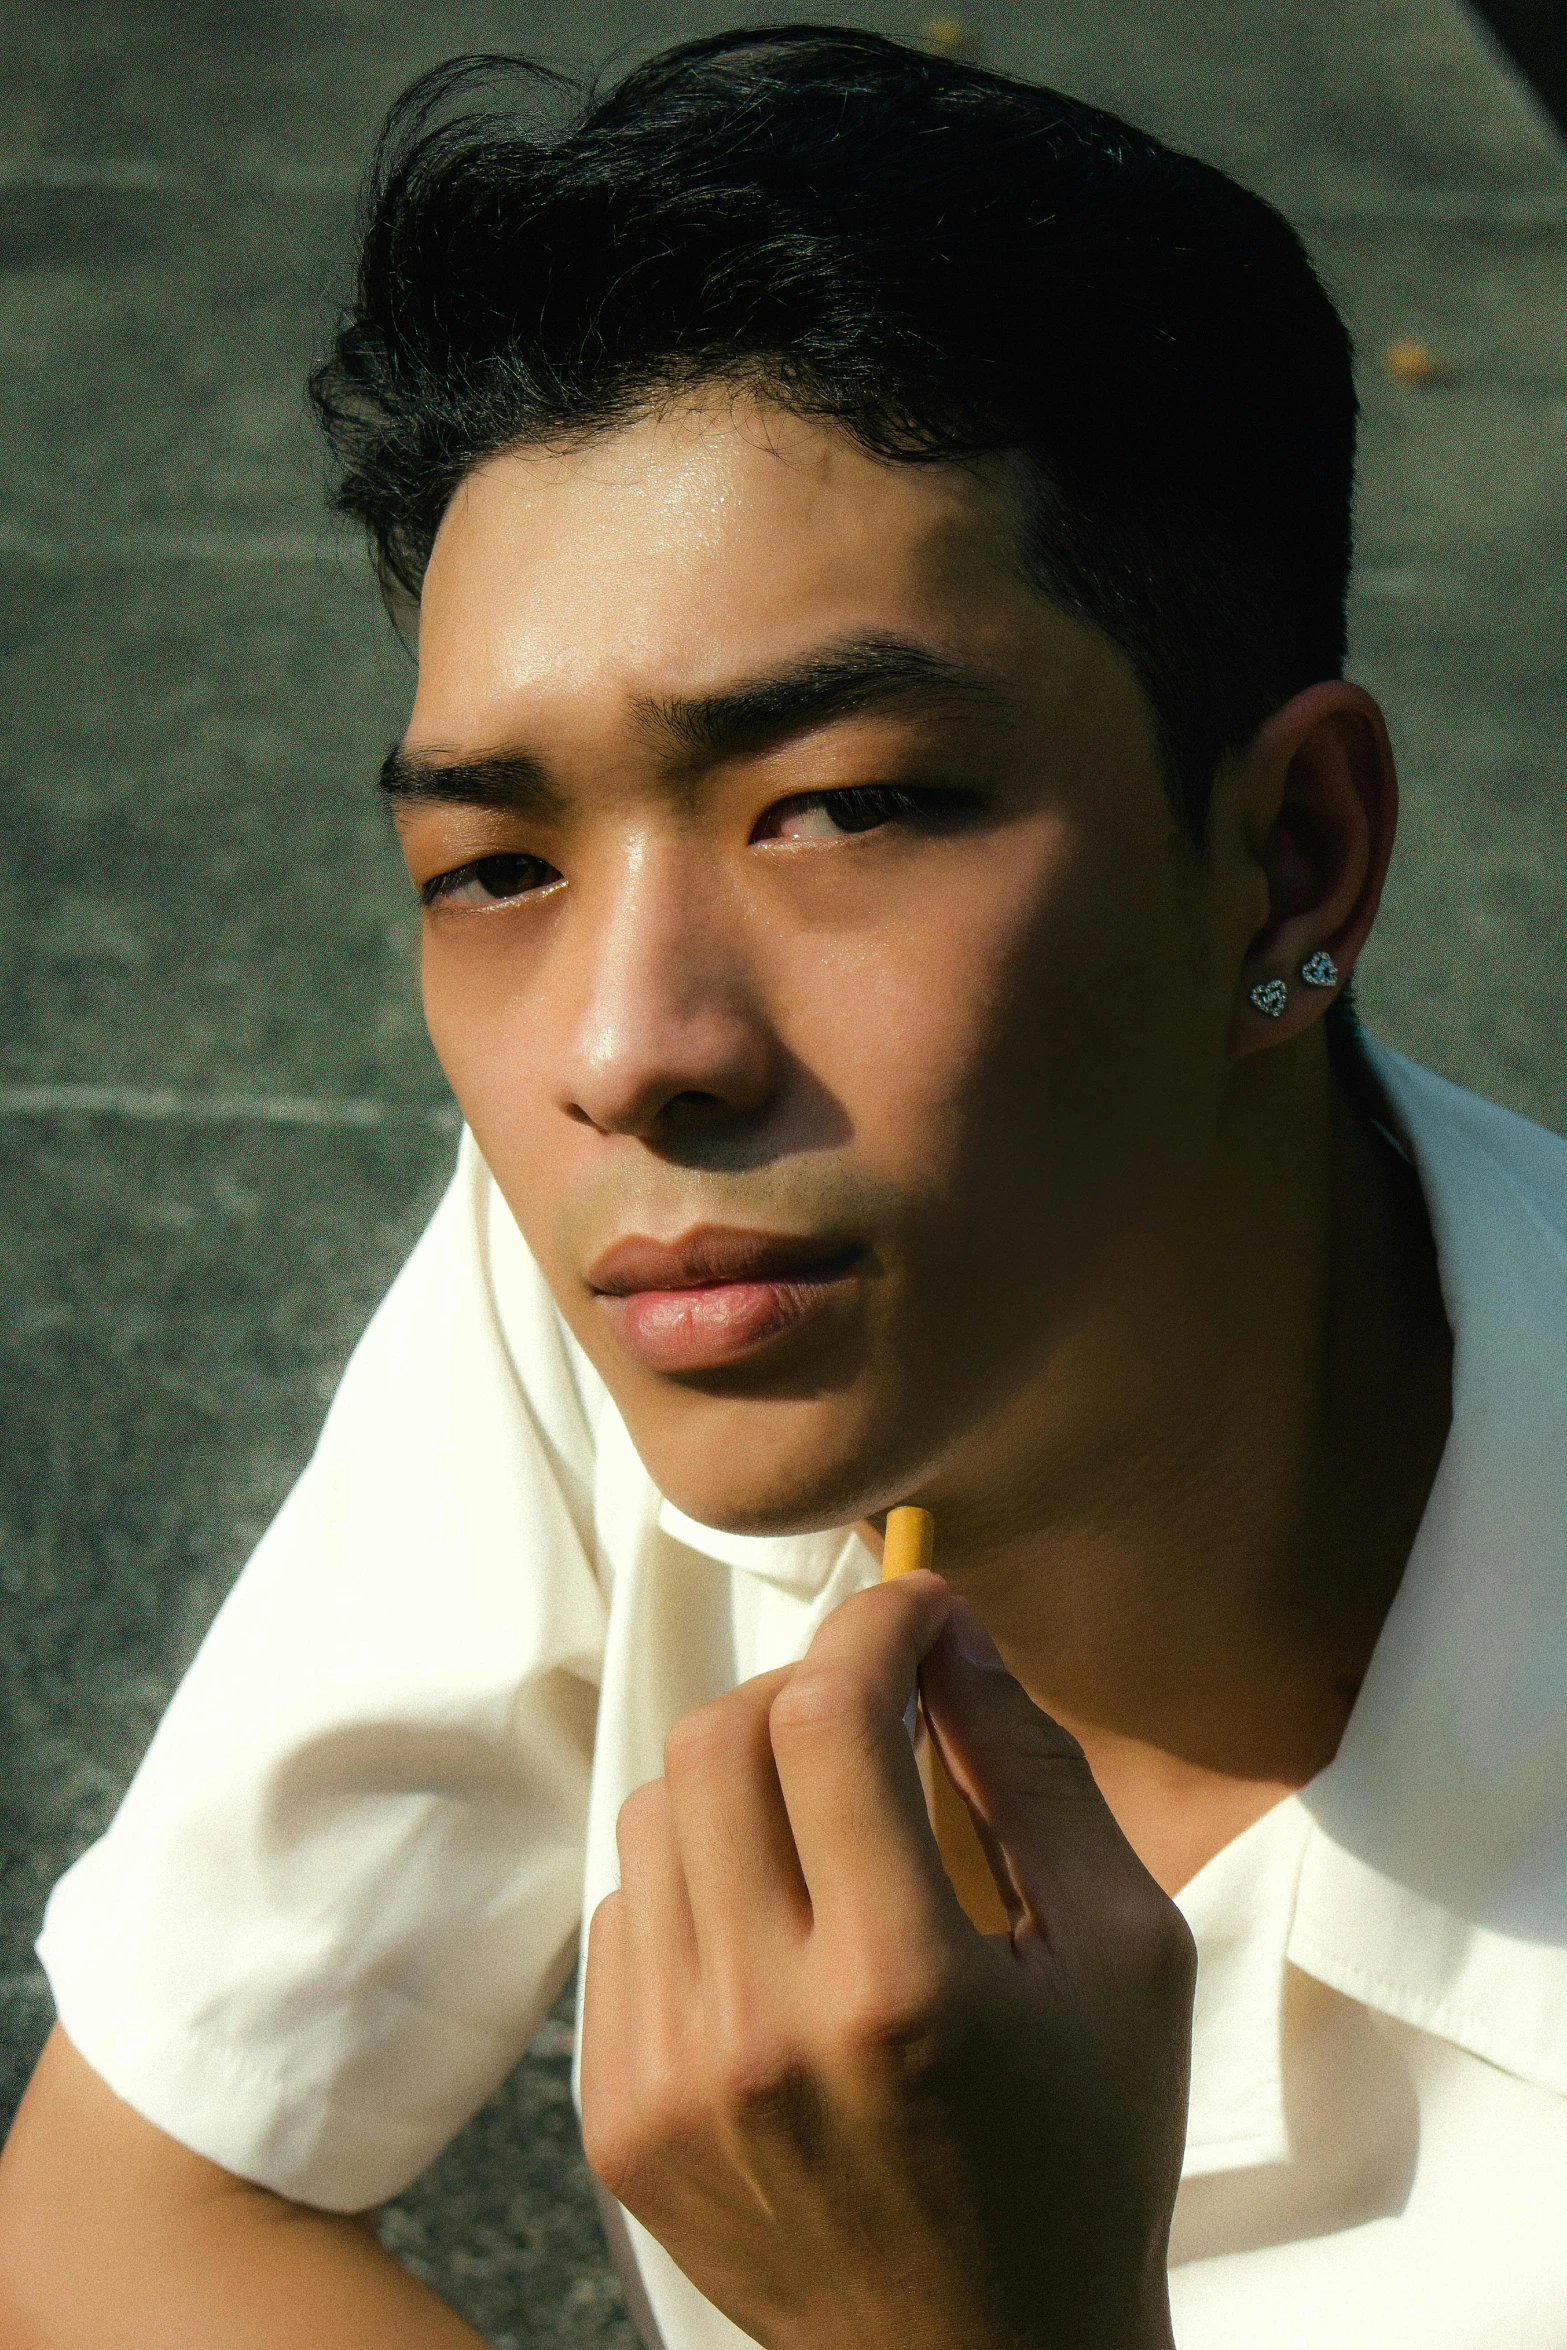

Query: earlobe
<box><xmin>1227</xmin><ymin>681</ymin><xmax>1397</xmax><ymax>1059</ymax></box>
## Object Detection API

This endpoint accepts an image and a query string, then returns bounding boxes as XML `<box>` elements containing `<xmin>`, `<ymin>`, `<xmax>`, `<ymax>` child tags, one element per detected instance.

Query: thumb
<box><xmin>918</xmin><ymin>1599</ymin><xmax>1147</xmax><ymax>1947</ymax></box>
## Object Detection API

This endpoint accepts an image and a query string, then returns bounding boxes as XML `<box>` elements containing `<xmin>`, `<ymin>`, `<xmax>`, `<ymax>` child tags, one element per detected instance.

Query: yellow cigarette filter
<box><xmin>881</xmin><ymin>1504</ymin><xmax>936</xmax><ymax>1581</ymax></box>
<box><xmin>880</xmin><ymin>1502</ymin><xmax>1008</xmax><ymax>1932</ymax></box>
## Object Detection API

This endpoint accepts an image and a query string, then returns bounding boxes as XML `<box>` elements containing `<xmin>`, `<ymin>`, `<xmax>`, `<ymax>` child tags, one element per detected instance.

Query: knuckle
<box><xmin>822</xmin><ymin>1963</ymin><xmax>955</xmax><ymax>2079</ymax></box>
<box><xmin>1040</xmin><ymin>1718</ymin><xmax>1090</xmax><ymax>1767</ymax></box>
<box><xmin>582</xmin><ymin>2060</ymin><xmax>706</xmax><ymax>2203</ymax></box>
<box><xmin>768</xmin><ymin>1663</ymin><xmax>859</xmax><ymax>1746</ymax></box>
<box><xmin>613</xmin><ymin>1775</ymin><xmax>670</xmax><ymax>1862</ymax></box>
<box><xmin>579</xmin><ymin>2098</ymin><xmax>637</xmax><ymax>2197</ymax></box>
<box><xmin>584</xmin><ymin>1885</ymin><xmax>624</xmax><ymax>1966</ymax></box>
<box><xmin>662</xmin><ymin>1698</ymin><xmax>735</xmax><ymax>1780</ymax></box>
<box><xmin>1107</xmin><ymin>1883</ymin><xmax>1198</xmax><ymax>2004</ymax></box>
<box><xmin>663</xmin><ymin>1675</ymin><xmax>776</xmax><ymax>1783</ymax></box>
<box><xmin>1014</xmin><ymin>1707</ymin><xmax>1092</xmax><ymax>1774</ymax></box>
<box><xmin>1148</xmin><ymin>1904</ymin><xmax>1199</xmax><ymax>2003</ymax></box>
<box><xmin>708</xmin><ymin>2023</ymin><xmax>809</xmax><ymax>2123</ymax></box>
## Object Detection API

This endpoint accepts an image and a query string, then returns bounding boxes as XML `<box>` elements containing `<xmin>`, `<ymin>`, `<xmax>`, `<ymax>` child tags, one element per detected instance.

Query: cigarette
<box><xmin>880</xmin><ymin>1504</ymin><xmax>935</xmax><ymax>1581</ymax></box>
<box><xmin>882</xmin><ymin>1504</ymin><xmax>935</xmax><ymax>1744</ymax></box>
<box><xmin>879</xmin><ymin>1504</ymin><xmax>1009</xmax><ymax>1932</ymax></box>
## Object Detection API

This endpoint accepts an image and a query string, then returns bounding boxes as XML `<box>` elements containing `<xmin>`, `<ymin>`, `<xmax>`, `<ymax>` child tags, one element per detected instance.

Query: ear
<box><xmin>1224</xmin><ymin>680</ymin><xmax>1398</xmax><ymax>1059</ymax></box>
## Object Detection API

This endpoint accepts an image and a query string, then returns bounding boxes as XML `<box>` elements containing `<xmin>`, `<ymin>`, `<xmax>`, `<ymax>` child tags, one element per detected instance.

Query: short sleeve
<box><xmin>36</xmin><ymin>1134</ymin><xmax>609</xmax><ymax>2211</ymax></box>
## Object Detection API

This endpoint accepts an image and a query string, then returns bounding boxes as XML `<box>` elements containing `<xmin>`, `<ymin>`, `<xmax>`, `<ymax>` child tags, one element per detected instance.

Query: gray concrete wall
<box><xmin>2</xmin><ymin>4</ymin><xmax>1563</xmax><ymax>2342</ymax></box>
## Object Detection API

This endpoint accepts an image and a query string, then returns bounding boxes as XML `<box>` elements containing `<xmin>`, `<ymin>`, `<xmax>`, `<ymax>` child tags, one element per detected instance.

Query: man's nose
<box><xmin>553</xmin><ymin>839</ymin><xmax>778</xmax><ymax>1142</ymax></box>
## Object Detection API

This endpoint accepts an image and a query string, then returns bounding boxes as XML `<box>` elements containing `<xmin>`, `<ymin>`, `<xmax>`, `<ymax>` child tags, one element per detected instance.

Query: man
<box><xmin>3</xmin><ymin>26</ymin><xmax>1565</xmax><ymax>2349</ymax></box>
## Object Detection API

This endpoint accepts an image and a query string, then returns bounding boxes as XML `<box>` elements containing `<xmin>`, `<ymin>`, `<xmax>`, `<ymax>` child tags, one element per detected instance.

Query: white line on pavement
<box><xmin>0</xmin><ymin>1084</ymin><xmax>458</xmax><ymax>1131</ymax></box>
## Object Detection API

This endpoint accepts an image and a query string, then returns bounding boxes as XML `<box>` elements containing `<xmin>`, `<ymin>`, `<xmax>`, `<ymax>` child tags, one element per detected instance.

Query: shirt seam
<box><xmin>1287</xmin><ymin>1934</ymin><xmax>1567</xmax><ymax>2093</ymax></box>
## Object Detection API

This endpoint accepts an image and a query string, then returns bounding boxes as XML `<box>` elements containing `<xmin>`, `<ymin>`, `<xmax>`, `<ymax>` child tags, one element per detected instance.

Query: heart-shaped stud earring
<box><xmin>1249</xmin><ymin>978</ymin><xmax>1288</xmax><ymax>1019</ymax></box>
<box><xmin>1300</xmin><ymin>950</ymin><xmax>1339</xmax><ymax>988</ymax></box>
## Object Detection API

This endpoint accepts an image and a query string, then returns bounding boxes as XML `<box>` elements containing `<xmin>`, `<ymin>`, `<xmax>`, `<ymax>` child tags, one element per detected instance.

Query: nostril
<box><xmin>650</xmin><ymin>1089</ymin><xmax>745</xmax><ymax>1140</ymax></box>
<box><xmin>563</xmin><ymin>1085</ymin><xmax>741</xmax><ymax>1137</ymax></box>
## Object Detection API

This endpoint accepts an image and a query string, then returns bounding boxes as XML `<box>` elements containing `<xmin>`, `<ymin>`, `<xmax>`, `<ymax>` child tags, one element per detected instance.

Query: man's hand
<box><xmin>580</xmin><ymin>1571</ymin><xmax>1194</xmax><ymax>2350</ymax></box>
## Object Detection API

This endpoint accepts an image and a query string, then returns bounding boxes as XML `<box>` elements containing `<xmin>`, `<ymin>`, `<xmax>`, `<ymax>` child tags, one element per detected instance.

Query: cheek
<box><xmin>796</xmin><ymin>824</ymin><xmax>1218</xmax><ymax>1356</ymax></box>
<box><xmin>777</xmin><ymin>823</ymin><xmax>1175</xmax><ymax>1186</ymax></box>
<box><xmin>417</xmin><ymin>928</ymin><xmax>570</xmax><ymax>1182</ymax></box>
<box><xmin>419</xmin><ymin>936</ymin><xmax>504</xmax><ymax>1098</ymax></box>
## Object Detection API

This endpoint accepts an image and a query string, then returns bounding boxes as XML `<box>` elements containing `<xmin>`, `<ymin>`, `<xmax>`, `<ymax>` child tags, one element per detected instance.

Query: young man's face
<box><xmin>397</xmin><ymin>397</ymin><xmax>1244</xmax><ymax>1534</ymax></box>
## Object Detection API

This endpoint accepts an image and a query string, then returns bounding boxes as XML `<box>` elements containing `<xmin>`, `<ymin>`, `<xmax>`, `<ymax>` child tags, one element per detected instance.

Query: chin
<box><xmin>626</xmin><ymin>1399</ymin><xmax>910</xmax><ymax>1540</ymax></box>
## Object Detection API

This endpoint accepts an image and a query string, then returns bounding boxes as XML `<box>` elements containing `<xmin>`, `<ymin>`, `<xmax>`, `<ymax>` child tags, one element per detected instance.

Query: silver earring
<box><xmin>1249</xmin><ymin>977</ymin><xmax>1288</xmax><ymax>1019</ymax></box>
<box><xmin>1300</xmin><ymin>949</ymin><xmax>1339</xmax><ymax>989</ymax></box>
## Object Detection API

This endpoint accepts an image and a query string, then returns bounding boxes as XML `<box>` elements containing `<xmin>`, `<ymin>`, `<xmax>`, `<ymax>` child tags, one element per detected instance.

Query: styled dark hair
<box><xmin>310</xmin><ymin>24</ymin><xmax>1358</xmax><ymax>844</ymax></box>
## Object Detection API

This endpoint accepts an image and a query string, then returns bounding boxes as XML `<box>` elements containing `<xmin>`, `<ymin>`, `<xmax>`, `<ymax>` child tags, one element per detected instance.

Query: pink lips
<box><xmin>587</xmin><ymin>1227</ymin><xmax>862</xmax><ymax>1373</ymax></box>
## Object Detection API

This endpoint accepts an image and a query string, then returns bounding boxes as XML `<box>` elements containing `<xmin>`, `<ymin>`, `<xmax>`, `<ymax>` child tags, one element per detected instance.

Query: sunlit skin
<box><xmin>397</xmin><ymin>395</ymin><xmax>1451</xmax><ymax>1893</ymax></box>
<box><xmin>383</xmin><ymin>395</ymin><xmax>1451</xmax><ymax>2350</ymax></box>
<box><xmin>0</xmin><ymin>394</ymin><xmax>1457</xmax><ymax>2350</ymax></box>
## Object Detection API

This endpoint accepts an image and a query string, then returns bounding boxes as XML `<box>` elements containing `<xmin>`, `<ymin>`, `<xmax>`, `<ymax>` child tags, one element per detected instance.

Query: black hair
<box><xmin>310</xmin><ymin>24</ymin><xmax>1358</xmax><ymax>846</ymax></box>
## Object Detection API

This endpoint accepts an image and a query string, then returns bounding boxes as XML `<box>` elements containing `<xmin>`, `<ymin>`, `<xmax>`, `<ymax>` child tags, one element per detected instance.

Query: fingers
<box><xmin>580</xmin><ymin>1774</ymin><xmax>699</xmax><ymax>2177</ymax></box>
<box><xmin>586</xmin><ymin>1658</ymin><xmax>828</xmax><ymax>2169</ymax></box>
<box><xmin>587</xmin><ymin>1568</ymin><xmax>973</xmax><ymax>2174</ymax></box>
<box><xmin>917</xmin><ymin>1599</ymin><xmax>1164</xmax><ymax>1963</ymax></box>
<box><xmin>664</xmin><ymin>1667</ymin><xmax>811</xmax><ymax>2015</ymax></box>
<box><xmin>765</xmin><ymin>1571</ymin><xmax>968</xmax><ymax>1959</ymax></box>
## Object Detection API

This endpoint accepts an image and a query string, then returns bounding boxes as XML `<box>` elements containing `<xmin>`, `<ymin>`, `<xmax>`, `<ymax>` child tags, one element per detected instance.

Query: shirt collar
<box><xmin>1176</xmin><ymin>1796</ymin><xmax>1314</xmax><ymax>2174</ymax></box>
<box><xmin>660</xmin><ymin>1040</ymin><xmax>1567</xmax><ymax>2099</ymax></box>
<box><xmin>1289</xmin><ymin>1039</ymin><xmax>1567</xmax><ymax>2096</ymax></box>
<box><xmin>655</xmin><ymin>1497</ymin><xmax>865</xmax><ymax>1596</ymax></box>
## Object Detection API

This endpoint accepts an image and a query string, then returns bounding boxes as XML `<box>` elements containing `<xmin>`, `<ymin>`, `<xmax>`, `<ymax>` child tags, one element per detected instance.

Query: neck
<box><xmin>920</xmin><ymin>1027</ymin><xmax>1452</xmax><ymax>1891</ymax></box>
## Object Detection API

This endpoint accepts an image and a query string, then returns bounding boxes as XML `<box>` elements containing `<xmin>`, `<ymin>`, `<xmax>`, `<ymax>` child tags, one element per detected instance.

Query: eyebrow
<box><xmin>640</xmin><ymin>634</ymin><xmax>1008</xmax><ymax>761</ymax></box>
<box><xmin>379</xmin><ymin>634</ymin><xmax>1008</xmax><ymax>812</ymax></box>
<box><xmin>378</xmin><ymin>743</ymin><xmax>564</xmax><ymax>815</ymax></box>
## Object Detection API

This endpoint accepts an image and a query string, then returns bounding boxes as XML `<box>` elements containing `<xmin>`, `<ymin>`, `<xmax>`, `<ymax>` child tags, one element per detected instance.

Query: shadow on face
<box><xmin>392</xmin><ymin>394</ymin><xmax>1235</xmax><ymax>1536</ymax></box>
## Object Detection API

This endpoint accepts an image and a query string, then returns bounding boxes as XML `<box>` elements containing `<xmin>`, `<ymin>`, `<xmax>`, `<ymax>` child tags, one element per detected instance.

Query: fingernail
<box><xmin>947</xmin><ymin>1601</ymin><xmax>1006</xmax><ymax>1670</ymax></box>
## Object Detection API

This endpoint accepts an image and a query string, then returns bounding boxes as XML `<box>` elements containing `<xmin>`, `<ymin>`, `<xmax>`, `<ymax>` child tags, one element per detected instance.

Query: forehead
<box><xmin>410</xmin><ymin>398</ymin><xmax>1043</xmax><ymax>748</ymax></box>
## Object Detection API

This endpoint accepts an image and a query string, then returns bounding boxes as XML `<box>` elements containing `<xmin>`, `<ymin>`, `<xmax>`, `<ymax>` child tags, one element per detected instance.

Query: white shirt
<box><xmin>36</xmin><ymin>1040</ymin><xmax>1567</xmax><ymax>2349</ymax></box>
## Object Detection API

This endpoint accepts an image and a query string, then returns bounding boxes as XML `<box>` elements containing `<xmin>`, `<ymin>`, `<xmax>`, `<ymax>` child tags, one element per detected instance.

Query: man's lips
<box><xmin>587</xmin><ymin>1227</ymin><xmax>863</xmax><ymax>1372</ymax></box>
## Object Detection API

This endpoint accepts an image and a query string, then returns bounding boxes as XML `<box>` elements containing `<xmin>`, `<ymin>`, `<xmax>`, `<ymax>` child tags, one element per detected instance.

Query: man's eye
<box><xmin>753</xmin><ymin>785</ymin><xmax>979</xmax><ymax>843</ymax></box>
<box><xmin>421</xmin><ymin>853</ymin><xmax>562</xmax><ymax>908</ymax></box>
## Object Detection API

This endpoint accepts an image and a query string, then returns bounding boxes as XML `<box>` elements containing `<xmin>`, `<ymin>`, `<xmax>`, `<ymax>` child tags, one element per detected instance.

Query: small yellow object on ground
<box><xmin>922</xmin><ymin>16</ymin><xmax>975</xmax><ymax>59</ymax></box>
<box><xmin>1383</xmin><ymin>338</ymin><xmax>1456</xmax><ymax>388</ymax></box>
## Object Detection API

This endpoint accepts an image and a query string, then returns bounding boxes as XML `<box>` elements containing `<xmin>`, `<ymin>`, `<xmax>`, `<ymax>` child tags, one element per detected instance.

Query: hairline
<box><xmin>390</xmin><ymin>378</ymin><xmax>1222</xmax><ymax>848</ymax></box>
